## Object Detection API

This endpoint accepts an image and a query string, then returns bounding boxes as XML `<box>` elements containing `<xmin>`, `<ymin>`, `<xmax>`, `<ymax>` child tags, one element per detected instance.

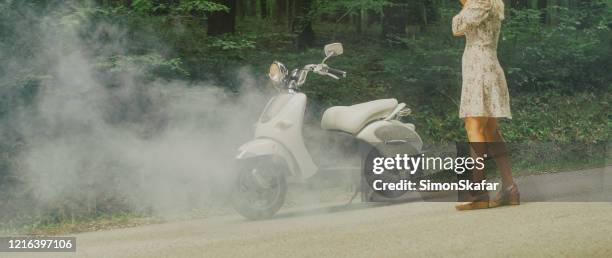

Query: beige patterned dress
<box><xmin>452</xmin><ymin>0</ymin><xmax>511</xmax><ymax>119</ymax></box>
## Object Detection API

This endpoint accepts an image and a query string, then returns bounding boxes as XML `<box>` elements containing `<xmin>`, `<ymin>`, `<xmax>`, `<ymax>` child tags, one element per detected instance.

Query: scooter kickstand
<box><xmin>346</xmin><ymin>187</ymin><xmax>360</xmax><ymax>205</ymax></box>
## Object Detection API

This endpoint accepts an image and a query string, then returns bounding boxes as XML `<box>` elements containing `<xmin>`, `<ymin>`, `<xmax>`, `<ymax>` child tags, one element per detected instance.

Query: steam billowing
<box><xmin>0</xmin><ymin>2</ymin><xmax>272</xmax><ymax>225</ymax></box>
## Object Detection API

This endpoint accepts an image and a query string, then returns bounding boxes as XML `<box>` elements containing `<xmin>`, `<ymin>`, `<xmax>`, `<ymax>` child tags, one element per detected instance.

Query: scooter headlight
<box><xmin>268</xmin><ymin>61</ymin><xmax>287</xmax><ymax>84</ymax></box>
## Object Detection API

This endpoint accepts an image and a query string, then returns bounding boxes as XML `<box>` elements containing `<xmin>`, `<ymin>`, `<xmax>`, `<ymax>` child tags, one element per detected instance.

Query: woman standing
<box><xmin>452</xmin><ymin>0</ymin><xmax>520</xmax><ymax>210</ymax></box>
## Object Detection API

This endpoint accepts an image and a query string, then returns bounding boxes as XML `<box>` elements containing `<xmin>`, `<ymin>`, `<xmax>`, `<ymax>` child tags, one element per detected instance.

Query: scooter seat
<box><xmin>321</xmin><ymin>99</ymin><xmax>398</xmax><ymax>134</ymax></box>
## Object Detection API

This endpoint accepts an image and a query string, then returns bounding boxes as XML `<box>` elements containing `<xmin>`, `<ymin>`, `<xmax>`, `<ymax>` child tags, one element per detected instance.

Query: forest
<box><xmin>0</xmin><ymin>0</ymin><xmax>610</xmax><ymax>233</ymax></box>
<box><xmin>2</xmin><ymin>0</ymin><xmax>610</xmax><ymax>140</ymax></box>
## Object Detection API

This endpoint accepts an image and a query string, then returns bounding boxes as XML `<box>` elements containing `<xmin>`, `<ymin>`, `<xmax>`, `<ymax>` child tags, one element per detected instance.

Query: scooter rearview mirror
<box><xmin>324</xmin><ymin>43</ymin><xmax>343</xmax><ymax>57</ymax></box>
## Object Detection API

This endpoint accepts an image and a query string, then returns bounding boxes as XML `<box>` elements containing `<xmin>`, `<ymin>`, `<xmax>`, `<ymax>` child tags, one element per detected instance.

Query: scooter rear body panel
<box><xmin>357</xmin><ymin>120</ymin><xmax>423</xmax><ymax>156</ymax></box>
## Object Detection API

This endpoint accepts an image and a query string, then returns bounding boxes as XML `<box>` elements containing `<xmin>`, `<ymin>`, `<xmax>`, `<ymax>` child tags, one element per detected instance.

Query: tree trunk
<box><xmin>249</xmin><ymin>0</ymin><xmax>257</xmax><ymax>17</ymax></box>
<box><xmin>275</xmin><ymin>0</ymin><xmax>287</xmax><ymax>25</ymax></box>
<box><xmin>261</xmin><ymin>0</ymin><xmax>269</xmax><ymax>18</ymax></box>
<box><xmin>537</xmin><ymin>0</ymin><xmax>548</xmax><ymax>24</ymax></box>
<box><xmin>510</xmin><ymin>0</ymin><xmax>530</xmax><ymax>9</ymax></box>
<box><xmin>424</xmin><ymin>0</ymin><xmax>439</xmax><ymax>24</ymax></box>
<box><xmin>358</xmin><ymin>7</ymin><xmax>368</xmax><ymax>34</ymax></box>
<box><xmin>382</xmin><ymin>1</ymin><xmax>407</xmax><ymax>36</ymax></box>
<box><xmin>237</xmin><ymin>0</ymin><xmax>246</xmax><ymax>20</ymax></box>
<box><xmin>288</xmin><ymin>0</ymin><xmax>295</xmax><ymax>24</ymax></box>
<box><xmin>207</xmin><ymin>0</ymin><xmax>237</xmax><ymax>36</ymax></box>
<box><xmin>401</xmin><ymin>0</ymin><xmax>439</xmax><ymax>35</ymax></box>
<box><xmin>293</xmin><ymin>0</ymin><xmax>314</xmax><ymax>50</ymax></box>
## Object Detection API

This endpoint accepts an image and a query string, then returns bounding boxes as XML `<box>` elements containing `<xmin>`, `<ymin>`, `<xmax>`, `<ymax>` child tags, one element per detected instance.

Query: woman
<box><xmin>452</xmin><ymin>0</ymin><xmax>520</xmax><ymax>210</ymax></box>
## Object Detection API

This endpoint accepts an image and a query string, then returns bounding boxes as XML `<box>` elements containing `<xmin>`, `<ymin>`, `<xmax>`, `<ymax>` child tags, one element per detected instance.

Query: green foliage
<box><xmin>96</xmin><ymin>54</ymin><xmax>190</xmax><ymax>77</ymax></box>
<box><xmin>131</xmin><ymin>0</ymin><xmax>164</xmax><ymax>13</ymax></box>
<box><xmin>176</xmin><ymin>0</ymin><xmax>229</xmax><ymax>13</ymax></box>
<box><xmin>208</xmin><ymin>35</ymin><xmax>257</xmax><ymax>51</ymax></box>
<box><xmin>131</xmin><ymin>0</ymin><xmax>229</xmax><ymax>14</ymax></box>
<box><xmin>317</xmin><ymin>0</ymin><xmax>391</xmax><ymax>20</ymax></box>
<box><xmin>503</xmin><ymin>91</ymin><xmax>610</xmax><ymax>143</ymax></box>
<box><xmin>501</xmin><ymin>5</ymin><xmax>612</xmax><ymax>91</ymax></box>
<box><xmin>2</xmin><ymin>0</ymin><xmax>609</xmax><ymax>141</ymax></box>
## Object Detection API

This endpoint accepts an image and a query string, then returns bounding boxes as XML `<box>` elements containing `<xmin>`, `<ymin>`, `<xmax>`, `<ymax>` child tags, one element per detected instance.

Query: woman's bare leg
<box><xmin>463</xmin><ymin>117</ymin><xmax>489</xmax><ymax>187</ymax></box>
<box><xmin>456</xmin><ymin>117</ymin><xmax>491</xmax><ymax>209</ymax></box>
<box><xmin>484</xmin><ymin>118</ymin><xmax>514</xmax><ymax>187</ymax></box>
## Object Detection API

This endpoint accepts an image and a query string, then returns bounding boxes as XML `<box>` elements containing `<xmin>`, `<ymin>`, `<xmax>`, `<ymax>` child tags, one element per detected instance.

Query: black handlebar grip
<box><xmin>327</xmin><ymin>68</ymin><xmax>346</xmax><ymax>78</ymax></box>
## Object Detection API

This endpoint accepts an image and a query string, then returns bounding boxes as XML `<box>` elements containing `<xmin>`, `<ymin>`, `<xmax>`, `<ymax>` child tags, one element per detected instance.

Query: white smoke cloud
<box><xmin>1</xmin><ymin>2</ymin><xmax>272</xmax><ymax>220</ymax></box>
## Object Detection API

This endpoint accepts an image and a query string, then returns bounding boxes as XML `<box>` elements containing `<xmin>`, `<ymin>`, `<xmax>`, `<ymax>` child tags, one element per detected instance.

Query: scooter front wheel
<box><xmin>232</xmin><ymin>158</ymin><xmax>287</xmax><ymax>220</ymax></box>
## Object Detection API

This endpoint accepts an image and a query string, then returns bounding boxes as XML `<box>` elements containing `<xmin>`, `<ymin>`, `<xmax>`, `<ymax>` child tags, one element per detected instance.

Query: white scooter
<box><xmin>232</xmin><ymin>43</ymin><xmax>424</xmax><ymax>220</ymax></box>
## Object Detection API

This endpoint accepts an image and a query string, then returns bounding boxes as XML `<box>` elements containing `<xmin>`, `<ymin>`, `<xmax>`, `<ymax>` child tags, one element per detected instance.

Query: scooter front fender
<box><xmin>236</xmin><ymin>138</ymin><xmax>300</xmax><ymax>177</ymax></box>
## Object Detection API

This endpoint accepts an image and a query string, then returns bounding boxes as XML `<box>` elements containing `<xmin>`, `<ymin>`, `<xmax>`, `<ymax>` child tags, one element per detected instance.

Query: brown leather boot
<box><xmin>455</xmin><ymin>192</ymin><xmax>490</xmax><ymax>211</ymax></box>
<box><xmin>489</xmin><ymin>183</ymin><xmax>520</xmax><ymax>208</ymax></box>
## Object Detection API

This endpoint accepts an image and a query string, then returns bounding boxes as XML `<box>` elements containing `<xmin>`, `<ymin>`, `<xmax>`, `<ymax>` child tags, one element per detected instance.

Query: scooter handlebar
<box><xmin>326</xmin><ymin>67</ymin><xmax>347</xmax><ymax>78</ymax></box>
<box><xmin>294</xmin><ymin>64</ymin><xmax>346</xmax><ymax>86</ymax></box>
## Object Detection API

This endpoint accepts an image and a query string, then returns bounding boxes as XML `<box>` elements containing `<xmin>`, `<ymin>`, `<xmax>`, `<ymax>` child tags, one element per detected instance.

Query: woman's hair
<box><xmin>491</xmin><ymin>0</ymin><xmax>505</xmax><ymax>20</ymax></box>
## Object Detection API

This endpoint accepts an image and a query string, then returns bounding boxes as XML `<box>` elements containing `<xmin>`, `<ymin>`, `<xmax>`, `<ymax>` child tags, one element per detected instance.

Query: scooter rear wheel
<box><xmin>362</xmin><ymin>148</ymin><xmax>424</xmax><ymax>202</ymax></box>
